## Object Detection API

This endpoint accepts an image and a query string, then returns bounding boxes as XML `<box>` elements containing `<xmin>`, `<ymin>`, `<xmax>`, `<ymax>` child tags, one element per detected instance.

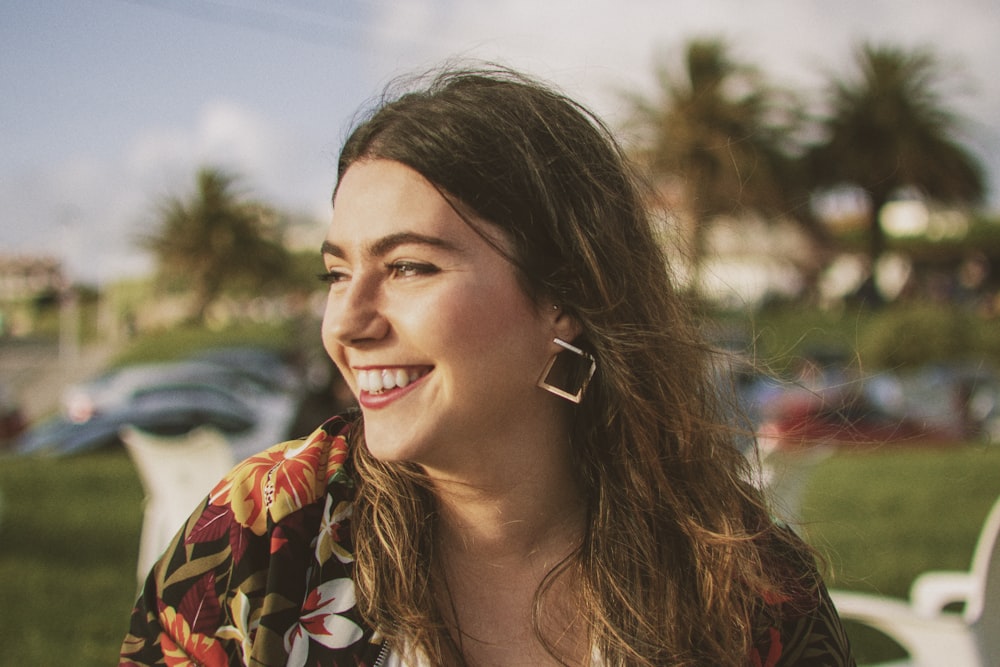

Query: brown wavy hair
<box><xmin>337</xmin><ymin>64</ymin><xmax>813</xmax><ymax>666</ymax></box>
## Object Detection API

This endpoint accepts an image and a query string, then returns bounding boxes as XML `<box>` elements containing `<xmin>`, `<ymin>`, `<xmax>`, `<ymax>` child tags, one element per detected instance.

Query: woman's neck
<box><xmin>430</xmin><ymin>433</ymin><xmax>587</xmax><ymax>563</ymax></box>
<box><xmin>436</xmin><ymin>477</ymin><xmax>586</xmax><ymax>565</ymax></box>
<box><xmin>429</xmin><ymin>462</ymin><xmax>590</xmax><ymax>667</ymax></box>
<box><xmin>420</xmin><ymin>401</ymin><xmax>586</xmax><ymax>560</ymax></box>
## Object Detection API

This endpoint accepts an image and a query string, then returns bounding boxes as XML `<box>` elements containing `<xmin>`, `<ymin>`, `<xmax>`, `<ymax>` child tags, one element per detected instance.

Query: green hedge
<box><xmin>738</xmin><ymin>303</ymin><xmax>1000</xmax><ymax>372</ymax></box>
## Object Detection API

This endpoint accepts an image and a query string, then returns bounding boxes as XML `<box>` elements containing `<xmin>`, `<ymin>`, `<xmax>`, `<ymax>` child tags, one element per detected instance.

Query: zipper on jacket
<box><xmin>372</xmin><ymin>640</ymin><xmax>390</xmax><ymax>667</ymax></box>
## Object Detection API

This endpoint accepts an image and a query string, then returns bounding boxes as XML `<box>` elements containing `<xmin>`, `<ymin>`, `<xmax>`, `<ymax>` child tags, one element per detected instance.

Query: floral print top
<box><xmin>119</xmin><ymin>414</ymin><xmax>855</xmax><ymax>666</ymax></box>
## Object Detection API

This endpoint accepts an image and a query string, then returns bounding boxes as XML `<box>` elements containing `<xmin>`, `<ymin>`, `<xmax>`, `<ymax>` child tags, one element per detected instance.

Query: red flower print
<box><xmin>749</xmin><ymin>627</ymin><xmax>783</xmax><ymax>667</ymax></box>
<box><xmin>210</xmin><ymin>430</ymin><xmax>336</xmax><ymax>535</ymax></box>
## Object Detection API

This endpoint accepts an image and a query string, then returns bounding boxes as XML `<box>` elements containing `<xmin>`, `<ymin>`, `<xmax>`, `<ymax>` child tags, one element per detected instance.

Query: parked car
<box><xmin>754</xmin><ymin>361</ymin><xmax>966</xmax><ymax>451</ymax></box>
<box><xmin>62</xmin><ymin>349</ymin><xmax>300</xmax><ymax>424</ymax></box>
<box><xmin>756</xmin><ymin>382</ymin><xmax>951</xmax><ymax>450</ymax></box>
<box><xmin>12</xmin><ymin>346</ymin><xmax>306</xmax><ymax>458</ymax></box>
<box><xmin>15</xmin><ymin>384</ymin><xmax>256</xmax><ymax>456</ymax></box>
<box><xmin>865</xmin><ymin>363</ymin><xmax>1000</xmax><ymax>445</ymax></box>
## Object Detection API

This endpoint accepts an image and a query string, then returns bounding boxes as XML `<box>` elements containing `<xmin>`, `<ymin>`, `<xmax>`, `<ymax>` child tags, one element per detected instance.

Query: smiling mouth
<box><xmin>356</xmin><ymin>367</ymin><xmax>432</xmax><ymax>394</ymax></box>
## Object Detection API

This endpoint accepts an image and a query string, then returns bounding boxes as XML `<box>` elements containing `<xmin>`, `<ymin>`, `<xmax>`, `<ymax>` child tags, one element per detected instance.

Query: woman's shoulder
<box><xmin>207</xmin><ymin>412</ymin><xmax>360</xmax><ymax>535</ymax></box>
<box><xmin>120</xmin><ymin>412</ymin><xmax>374</xmax><ymax>667</ymax></box>
<box><xmin>751</xmin><ymin>525</ymin><xmax>856</xmax><ymax>666</ymax></box>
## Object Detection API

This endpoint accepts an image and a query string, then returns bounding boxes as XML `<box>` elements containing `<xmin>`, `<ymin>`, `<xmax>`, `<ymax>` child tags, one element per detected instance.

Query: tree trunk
<box><xmin>857</xmin><ymin>190</ymin><xmax>889</xmax><ymax>307</ymax></box>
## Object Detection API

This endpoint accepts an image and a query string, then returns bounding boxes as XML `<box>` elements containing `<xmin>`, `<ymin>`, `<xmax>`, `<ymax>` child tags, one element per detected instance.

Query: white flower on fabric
<box><xmin>315</xmin><ymin>495</ymin><xmax>355</xmax><ymax>565</ymax></box>
<box><xmin>217</xmin><ymin>590</ymin><xmax>256</xmax><ymax>665</ymax></box>
<box><xmin>284</xmin><ymin>578</ymin><xmax>363</xmax><ymax>666</ymax></box>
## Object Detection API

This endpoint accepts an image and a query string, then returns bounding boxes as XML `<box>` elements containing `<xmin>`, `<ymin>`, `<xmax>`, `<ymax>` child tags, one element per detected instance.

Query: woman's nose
<box><xmin>323</xmin><ymin>276</ymin><xmax>389</xmax><ymax>347</ymax></box>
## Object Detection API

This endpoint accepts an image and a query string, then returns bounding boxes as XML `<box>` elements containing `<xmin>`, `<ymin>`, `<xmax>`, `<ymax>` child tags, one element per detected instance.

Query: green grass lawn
<box><xmin>796</xmin><ymin>444</ymin><xmax>1000</xmax><ymax>663</ymax></box>
<box><xmin>798</xmin><ymin>444</ymin><xmax>1000</xmax><ymax>596</ymax></box>
<box><xmin>1</xmin><ymin>443</ymin><xmax>998</xmax><ymax>665</ymax></box>
<box><xmin>0</xmin><ymin>450</ymin><xmax>144</xmax><ymax>666</ymax></box>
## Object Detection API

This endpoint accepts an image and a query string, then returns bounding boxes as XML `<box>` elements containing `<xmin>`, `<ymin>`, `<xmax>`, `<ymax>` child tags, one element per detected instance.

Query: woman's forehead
<box><xmin>328</xmin><ymin>159</ymin><xmax>514</xmax><ymax>257</ymax></box>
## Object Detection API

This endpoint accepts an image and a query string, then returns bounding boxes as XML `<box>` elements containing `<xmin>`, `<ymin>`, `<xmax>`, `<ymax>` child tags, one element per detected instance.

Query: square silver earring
<box><xmin>537</xmin><ymin>338</ymin><xmax>597</xmax><ymax>403</ymax></box>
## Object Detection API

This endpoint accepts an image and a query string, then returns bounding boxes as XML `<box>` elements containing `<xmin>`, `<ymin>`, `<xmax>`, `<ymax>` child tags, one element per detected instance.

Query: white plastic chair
<box><xmin>830</xmin><ymin>493</ymin><xmax>1000</xmax><ymax>666</ymax></box>
<box><xmin>120</xmin><ymin>424</ymin><xmax>235</xmax><ymax>585</ymax></box>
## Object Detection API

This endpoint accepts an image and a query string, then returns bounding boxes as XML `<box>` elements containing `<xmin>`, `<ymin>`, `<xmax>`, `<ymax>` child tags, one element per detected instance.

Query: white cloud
<box><xmin>125</xmin><ymin>101</ymin><xmax>296</xmax><ymax>196</ymax></box>
<box><xmin>2</xmin><ymin>100</ymin><xmax>335</xmax><ymax>285</ymax></box>
<box><xmin>364</xmin><ymin>0</ymin><xmax>1000</xmax><ymax>200</ymax></box>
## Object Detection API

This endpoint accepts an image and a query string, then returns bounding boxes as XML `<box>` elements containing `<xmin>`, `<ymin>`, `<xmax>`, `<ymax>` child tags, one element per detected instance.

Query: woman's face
<box><xmin>321</xmin><ymin>159</ymin><xmax>570</xmax><ymax>474</ymax></box>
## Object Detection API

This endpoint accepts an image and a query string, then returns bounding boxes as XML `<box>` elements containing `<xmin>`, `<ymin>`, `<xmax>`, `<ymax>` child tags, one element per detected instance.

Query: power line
<box><xmin>117</xmin><ymin>0</ymin><xmax>373</xmax><ymax>50</ymax></box>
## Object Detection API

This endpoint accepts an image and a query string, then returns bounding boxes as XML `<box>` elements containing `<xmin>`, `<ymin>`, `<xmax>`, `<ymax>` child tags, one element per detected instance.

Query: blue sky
<box><xmin>3</xmin><ymin>0</ymin><xmax>998</xmax><ymax>284</ymax></box>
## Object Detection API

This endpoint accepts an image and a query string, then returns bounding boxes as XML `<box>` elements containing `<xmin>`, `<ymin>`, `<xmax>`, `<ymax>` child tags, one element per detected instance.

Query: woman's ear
<box><xmin>548</xmin><ymin>304</ymin><xmax>584</xmax><ymax>344</ymax></box>
<box><xmin>538</xmin><ymin>308</ymin><xmax>595</xmax><ymax>403</ymax></box>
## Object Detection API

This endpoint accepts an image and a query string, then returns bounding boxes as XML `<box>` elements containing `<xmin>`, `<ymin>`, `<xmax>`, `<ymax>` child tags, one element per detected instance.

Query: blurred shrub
<box><xmin>111</xmin><ymin>320</ymin><xmax>300</xmax><ymax>367</ymax></box>
<box><xmin>741</xmin><ymin>303</ymin><xmax>999</xmax><ymax>373</ymax></box>
<box><xmin>860</xmin><ymin>304</ymin><xmax>985</xmax><ymax>368</ymax></box>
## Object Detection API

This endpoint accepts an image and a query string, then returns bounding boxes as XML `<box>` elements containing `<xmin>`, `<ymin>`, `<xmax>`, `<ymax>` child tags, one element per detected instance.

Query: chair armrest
<box><xmin>830</xmin><ymin>590</ymin><xmax>978</xmax><ymax>667</ymax></box>
<box><xmin>908</xmin><ymin>571</ymin><xmax>972</xmax><ymax>618</ymax></box>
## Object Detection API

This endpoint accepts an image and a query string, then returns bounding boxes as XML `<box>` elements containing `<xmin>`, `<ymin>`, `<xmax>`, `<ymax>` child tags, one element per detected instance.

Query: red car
<box><xmin>0</xmin><ymin>383</ymin><xmax>26</xmax><ymax>449</ymax></box>
<box><xmin>756</xmin><ymin>379</ymin><xmax>957</xmax><ymax>451</ymax></box>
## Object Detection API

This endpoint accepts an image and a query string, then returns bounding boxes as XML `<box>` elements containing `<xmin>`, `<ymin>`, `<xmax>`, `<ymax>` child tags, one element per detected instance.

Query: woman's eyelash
<box><xmin>317</xmin><ymin>262</ymin><xmax>439</xmax><ymax>283</ymax></box>
<box><xmin>317</xmin><ymin>269</ymin><xmax>348</xmax><ymax>284</ymax></box>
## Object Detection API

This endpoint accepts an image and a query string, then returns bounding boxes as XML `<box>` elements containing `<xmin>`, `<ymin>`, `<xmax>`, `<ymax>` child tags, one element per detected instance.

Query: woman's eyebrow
<box><xmin>321</xmin><ymin>232</ymin><xmax>459</xmax><ymax>260</ymax></box>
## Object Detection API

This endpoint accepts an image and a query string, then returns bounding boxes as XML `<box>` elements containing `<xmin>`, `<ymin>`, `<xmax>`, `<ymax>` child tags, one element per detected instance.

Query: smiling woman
<box><xmin>320</xmin><ymin>159</ymin><xmax>573</xmax><ymax>476</ymax></box>
<box><xmin>119</xmin><ymin>64</ymin><xmax>855</xmax><ymax>667</ymax></box>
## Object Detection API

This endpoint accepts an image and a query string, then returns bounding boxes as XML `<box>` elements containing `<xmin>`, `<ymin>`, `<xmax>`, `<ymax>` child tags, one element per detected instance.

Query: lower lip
<box><xmin>357</xmin><ymin>372</ymin><xmax>428</xmax><ymax>409</ymax></box>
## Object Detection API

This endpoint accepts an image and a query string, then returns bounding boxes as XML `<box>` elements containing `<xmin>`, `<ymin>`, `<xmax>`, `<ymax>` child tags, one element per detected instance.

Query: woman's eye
<box><xmin>388</xmin><ymin>261</ymin><xmax>438</xmax><ymax>278</ymax></box>
<box><xmin>317</xmin><ymin>269</ymin><xmax>350</xmax><ymax>284</ymax></box>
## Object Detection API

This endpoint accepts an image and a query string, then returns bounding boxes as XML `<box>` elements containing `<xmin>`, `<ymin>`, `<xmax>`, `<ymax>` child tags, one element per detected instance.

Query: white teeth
<box><xmin>358</xmin><ymin>370</ymin><xmax>382</xmax><ymax>392</ymax></box>
<box><xmin>357</xmin><ymin>368</ymin><xmax>425</xmax><ymax>393</ymax></box>
<box><xmin>381</xmin><ymin>369</ymin><xmax>396</xmax><ymax>390</ymax></box>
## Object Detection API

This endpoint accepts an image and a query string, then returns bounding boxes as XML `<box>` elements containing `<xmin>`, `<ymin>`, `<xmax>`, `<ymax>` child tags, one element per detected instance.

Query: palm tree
<box><xmin>140</xmin><ymin>167</ymin><xmax>292</xmax><ymax>323</ymax></box>
<box><xmin>807</xmin><ymin>42</ymin><xmax>985</xmax><ymax>302</ymax></box>
<box><xmin>628</xmin><ymin>38</ymin><xmax>806</xmax><ymax>284</ymax></box>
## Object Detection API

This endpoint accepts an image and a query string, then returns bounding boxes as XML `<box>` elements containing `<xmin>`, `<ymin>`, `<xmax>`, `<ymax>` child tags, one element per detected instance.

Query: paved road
<box><xmin>0</xmin><ymin>338</ymin><xmax>117</xmax><ymax>423</ymax></box>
